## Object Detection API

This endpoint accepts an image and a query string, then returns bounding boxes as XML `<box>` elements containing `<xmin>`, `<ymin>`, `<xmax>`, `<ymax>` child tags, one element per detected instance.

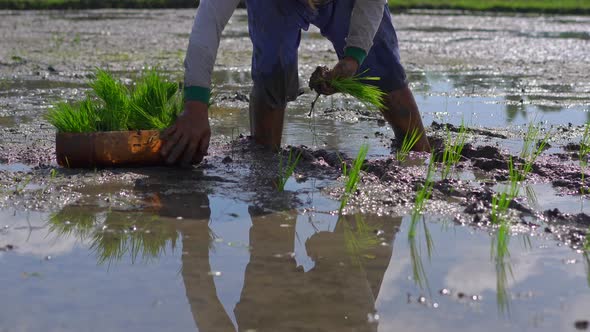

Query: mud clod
<box><xmin>544</xmin><ymin>208</ymin><xmax>590</xmax><ymax>226</ymax></box>
<box><xmin>575</xmin><ymin>321</ymin><xmax>589</xmax><ymax>330</ymax></box>
<box><xmin>472</xmin><ymin>158</ymin><xmax>508</xmax><ymax>171</ymax></box>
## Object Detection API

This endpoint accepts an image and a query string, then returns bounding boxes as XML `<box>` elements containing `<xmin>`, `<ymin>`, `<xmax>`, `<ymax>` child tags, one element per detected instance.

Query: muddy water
<box><xmin>1</xmin><ymin>8</ymin><xmax>590</xmax><ymax>332</ymax></box>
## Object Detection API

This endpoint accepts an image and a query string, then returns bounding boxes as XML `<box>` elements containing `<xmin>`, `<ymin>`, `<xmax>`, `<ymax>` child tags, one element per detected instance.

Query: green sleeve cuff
<box><xmin>184</xmin><ymin>86</ymin><xmax>211</xmax><ymax>104</ymax></box>
<box><xmin>344</xmin><ymin>47</ymin><xmax>367</xmax><ymax>66</ymax></box>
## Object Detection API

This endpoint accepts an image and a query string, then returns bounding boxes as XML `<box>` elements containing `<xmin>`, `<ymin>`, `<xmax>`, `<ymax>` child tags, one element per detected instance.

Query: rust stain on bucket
<box><xmin>56</xmin><ymin>130</ymin><xmax>164</xmax><ymax>168</ymax></box>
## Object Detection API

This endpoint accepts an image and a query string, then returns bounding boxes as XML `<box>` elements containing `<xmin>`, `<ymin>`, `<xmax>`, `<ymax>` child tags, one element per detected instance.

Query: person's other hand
<box><xmin>316</xmin><ymin>56</ymin><xmax>360</xmax><ymax>95</ymax></box>
<box><xmin>160</xmin><ymin>101</ymin><xmax>210</xmax><ymax>167</ymax></box>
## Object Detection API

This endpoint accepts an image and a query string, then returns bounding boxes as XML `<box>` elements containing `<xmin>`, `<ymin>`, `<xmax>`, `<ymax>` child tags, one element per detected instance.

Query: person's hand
<box><xmin>312</xmin><ymin>56</ymin><xmax>359</xmax><ymax>95</ymax></box>
<box><xmin>160</xmin><ymin>101</ymin><xmax>210</xmax><ymax>167</ymax></box>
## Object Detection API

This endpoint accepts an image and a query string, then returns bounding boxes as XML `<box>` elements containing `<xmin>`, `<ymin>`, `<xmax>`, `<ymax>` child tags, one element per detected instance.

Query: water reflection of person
<box><xmin>171</xmin><ymin>192</ymin><xmax>400</xmax><ymax>331</ymax></box>
<box><xmin>158</xmin><ymin>192</ymin><xmax>235</xmax><ymax>331</ymax></box>
<box><xmin>234</xmin><ymin>209</ymin><xmax>400</xmax><ymax>332</ymax></box>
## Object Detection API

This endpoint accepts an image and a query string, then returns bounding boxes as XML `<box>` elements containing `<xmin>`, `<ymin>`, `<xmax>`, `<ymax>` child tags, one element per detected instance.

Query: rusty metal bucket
<box><xmin>56</xmin><ymin>130</ymin><xmax>164</xmax><ymax>168</ymax></box>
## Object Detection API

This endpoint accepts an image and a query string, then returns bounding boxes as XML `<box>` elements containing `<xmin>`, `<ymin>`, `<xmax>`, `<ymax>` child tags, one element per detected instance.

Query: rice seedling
<box><xmin>491</xmin><ymin>158</ymin><xmax>521</xmax><ymax>226</ymax></box>
<box><xmin>90</xmin><ymin>69</ymin><xmax>130</xmax><ymax>131</ymax></box>
<box><xmin>45</xmin><ymin>100</ymin><xmax>98</xmax><ymax>133</ymax></box>
<box><xmin>410</xmin><ymin>152</ymin><xmax>436</xmax><ymax>225</ymax></box>
<box><xmin>396</xmin><ymin>127</ymin><xmax>422</xmax><ymax>163</ymax></box>
<box><xmin>339</xmin><ymin>144</ymin><xmax>369</xmax><ymax>213</ymax></box>
<box><xmin>13</xmin><ymin>175</ymin><xmax>32</xmax><ymax>195</ymax></box>
<box><xmin>579</xmin><ymin>123</ymin><xmax>590</xmax><ymax>193</ymax></box>
<box><xmin>46</xmin><ymin>68</ymin><xmax>183</xmax><ymax>133</ymax></box>
<box><xmin>276</xmin><ymin>148</ymin><xmax>302</xmax><ymax>192</ymax></box>
<box><xmin>127</xmin><ymin>69</ymin><xmax>183</xmax><ymax>130</ymax></box>
<box><xmin>440</xmin><ymin>122</ymin><xmax>469</xmax><ymax>180</ymax></box>
<box><xmin>517</xmin><ymin>122</ymin><xmax>550</xmax><ymax>181</ymax></box>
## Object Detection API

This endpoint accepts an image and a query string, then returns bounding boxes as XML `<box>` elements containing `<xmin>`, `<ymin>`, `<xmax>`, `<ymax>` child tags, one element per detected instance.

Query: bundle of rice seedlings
<box><xmin>46</xmin><ymin>100</ymin><xmax>98</xmax><ymax>133</ymax></box>
<box><xmin>128</xmin><ymin>69</ymin><xmax>183</xmax><ymax>130</ymax></box>
<box><xmin>309</xmin><ymin>66</ymin><xmax>386</xmax><ymax>110</ymax></box>
<box><xmin>46</xmin><ymin>68</ymin><xmax>183</xmax><ymax>133</ymax></box>
<box><xmin>90</xmin><ymin>69</ymin><xmax>130</xmax><ymax>131</ymax></box>
<box><xmin>329</xmin><ymin>75</ymin><xmax>386</xmax><ymax>109</ymax></box>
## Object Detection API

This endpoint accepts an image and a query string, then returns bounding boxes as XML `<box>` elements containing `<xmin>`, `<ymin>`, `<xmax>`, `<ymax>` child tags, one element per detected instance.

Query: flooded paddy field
<box><xmin>1</xmin><ymin>8</ymin><xmax>590</xmax><ymax>331</ymax></box>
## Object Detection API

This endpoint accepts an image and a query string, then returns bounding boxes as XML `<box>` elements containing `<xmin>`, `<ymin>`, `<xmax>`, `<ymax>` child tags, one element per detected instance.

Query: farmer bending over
<box><xmin>161</xmin><ymin>0</ymin><xmax>431</xmax><ymax>165</ymax></box>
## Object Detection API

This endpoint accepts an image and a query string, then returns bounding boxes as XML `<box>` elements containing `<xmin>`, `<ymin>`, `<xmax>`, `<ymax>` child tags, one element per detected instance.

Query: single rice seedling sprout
<box><xmin>491</xmin><ymin>158</ymin><xmax>521</xmax><ymax>225</ymax></box>
<box><xmin>440</xmin><ymin>122</ymin><xmax>469</xmax><ymax>180</ymax></box>
<box><xmin>339</xmin><ymin>144</ymin><xmax>369</xmax><ymax>213</ymax></box>
<box><xmin>397</xmin><ymin>127</ymin><xmax>422</xmax><ymax>163</ymax></box>
<box><xmin>579</xmin><ymin>123</ymin><xmax>590</xmax><ymax>194</ymax></box>
<box><xmin>276</xmin><ymin>148</ymin><xmax>302</xmax><ymax>192</ymax></box>
<box><xmin>518</xmin><ymin>122</ymin><xmax>550</xmax><ymax>181</ymax></box>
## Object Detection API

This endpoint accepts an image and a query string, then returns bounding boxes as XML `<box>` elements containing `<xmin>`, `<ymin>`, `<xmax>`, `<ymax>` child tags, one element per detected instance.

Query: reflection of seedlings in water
<box><xmin>397</xmin><ymin>127</ymin><xmax>422</xmax><ymax>163</ymax></box>
<box><xmin>276</xmin><ymin>148</ymin><xmax>302</xmax><ymax>192</ymax></box>
<box><xmin>493</xmin><ymin>223</ymin><xmax>513</xmax><ymax>314</ymax></box>
<box><xmin>339</xmin><ymin>144</ymin><xmax>369</xmax><ymax>213</ymax></box>
<box><xmin>408</xmin><ymin>214</ymin><xmax>434</xmax><ymax>293</ymax></box>
<box><xmin>524</xmin><ymin>185</ymin><xmax>539</xmax><ymax>209</ymax></box>
<box><xmin>440</xmin><ymin>121</ymin><xmax>468</xmax><ymax>180</ymax></box>
<box><xmin>49</xmin><ymin>208</ymin><xmax>179</xmax><ymax>266</ymax></box>
<box><xmin>583</xmin><ymin>251</ymin><xmax>590</xmax><ymax>288</ymax></box>
<box><xmin>93</xmin><ymin>213</ymin><xmax>179</xmax><ymax>266</ymax></box>
<box><xmin>46</xmin><ymin>68</ymin><xmax>183</xmax><ymax>133</ymax></box>
<box><xmin>408</xmin><ymin>154</ymin><xmax>435</xmax><ymax>291</ymax></box>
<box><xmin>342</xmin><ymin>215</ymin><xmax>380</xmax><ymax>265</ymax></box>
<box><xmin>13</xmin><ymin>175</ymin><xmax>32</xmax><ymax>195</ymax></box>
<box><xmin>49</xmin><ymin>207</ymin><xmax>97</xmax><ymax>240</ymax></box>
<box><xmin>579</xmin><ymin>123</ymin><xmax>590</xmax><ymax>194</ymax></box>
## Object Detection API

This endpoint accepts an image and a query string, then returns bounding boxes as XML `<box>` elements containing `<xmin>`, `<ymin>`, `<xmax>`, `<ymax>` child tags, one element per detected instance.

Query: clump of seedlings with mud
<box><xmin>308</xmin><ymin>66</ymin><xmax>386</xmax><ymax>115</ymax></box>
<box><xmin>46</xmin><ymin>69</ymin><xmax>183</xmax><ymax>133</ymax></box>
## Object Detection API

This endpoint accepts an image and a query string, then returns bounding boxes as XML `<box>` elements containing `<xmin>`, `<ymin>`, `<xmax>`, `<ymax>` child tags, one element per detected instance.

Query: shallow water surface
<box><xmin>1</xmin><ymin>204</ymin><xmax>589</xmax><ymax>331</ymax></box>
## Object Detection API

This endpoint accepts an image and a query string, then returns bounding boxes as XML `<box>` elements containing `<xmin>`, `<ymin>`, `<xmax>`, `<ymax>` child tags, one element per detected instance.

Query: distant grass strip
<box><xmin>46</xmin><ymin>68</ymin><xmax>183</xmax><ymax>133</ymax></box>
<box><xmin>388</xmin><ymin>0</ymin><xmax>590</xmax><ymax>14</ymax></box>
<box><xmin>2</xmin><ymin>0</ymin><xmax>589</xmax><ymax>13</ymax></box>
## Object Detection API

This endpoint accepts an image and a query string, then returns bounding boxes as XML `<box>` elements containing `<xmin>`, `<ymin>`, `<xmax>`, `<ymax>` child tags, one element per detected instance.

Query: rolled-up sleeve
<box><xmin>344</xmin><ymin>0</ymin><xmax>387</xmax><ymax>66</ymax></box>
<box><xmin>184</xmin><ymin>0</ymin><xmax>240</xmax><ymax>104</ymax></box>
